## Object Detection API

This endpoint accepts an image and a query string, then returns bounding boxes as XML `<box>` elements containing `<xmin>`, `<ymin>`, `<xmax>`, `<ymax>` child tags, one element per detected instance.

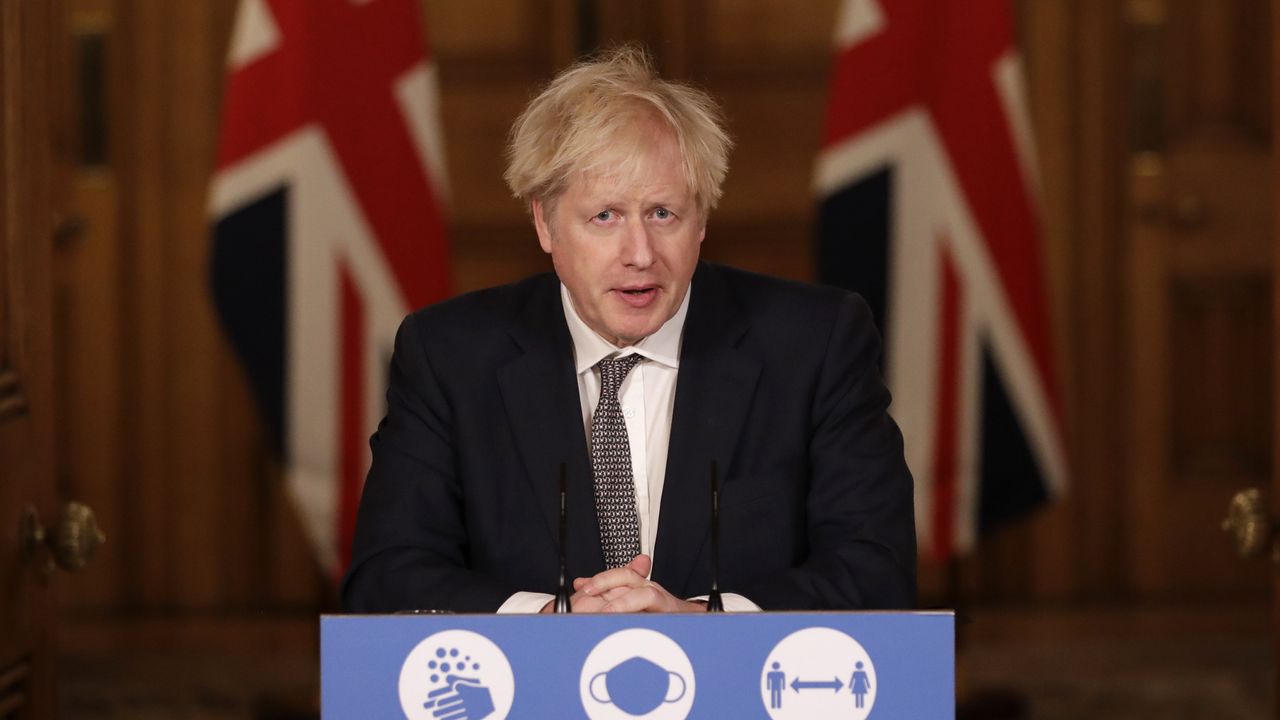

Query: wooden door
<box><xmin>1274</xmin><ymin>0</ymin><xmax>1280</xmax><ymax>705</ymax></box>
<box><xmin>1</xmin><ymin>1</ymin><xmax>61</xmax><ymax>717</ymax></box>
<box><xmin>1125</xmin><ymin>0</ymin><xmax>1273</xmax><ymax>602</ymax></box>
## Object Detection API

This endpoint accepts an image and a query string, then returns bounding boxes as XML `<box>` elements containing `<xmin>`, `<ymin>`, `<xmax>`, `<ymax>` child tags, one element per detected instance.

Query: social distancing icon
<box><xmin>760</xmin><ymin>627</ymin><xmax>877</xmax><ymax>719</ymax></box>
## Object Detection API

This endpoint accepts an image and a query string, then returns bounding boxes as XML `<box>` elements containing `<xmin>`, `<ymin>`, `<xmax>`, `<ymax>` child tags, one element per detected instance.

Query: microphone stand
<box><xmin>553</xmin><ymin>463</ymin><xmax>572</xmax><ymax>613</ymax></box>
<box><xmin>706</xmin><ymin>460</ymin><xmax>724</xmax><ymax>612</ymax></box>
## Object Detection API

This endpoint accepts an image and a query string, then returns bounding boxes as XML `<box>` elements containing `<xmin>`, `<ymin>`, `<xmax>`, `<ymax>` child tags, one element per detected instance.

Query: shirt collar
<box><xmin>560</xmin><ymin>283</ymin><xmax>689</xmax><ymax>375</ymax></box>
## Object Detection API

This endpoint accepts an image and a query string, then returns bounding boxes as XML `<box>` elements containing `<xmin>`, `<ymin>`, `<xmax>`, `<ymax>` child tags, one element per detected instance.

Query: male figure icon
<box><xmin>766</xmin><ymin>662</ymin><xmax>786</xmax><ymax>709</ymax></box>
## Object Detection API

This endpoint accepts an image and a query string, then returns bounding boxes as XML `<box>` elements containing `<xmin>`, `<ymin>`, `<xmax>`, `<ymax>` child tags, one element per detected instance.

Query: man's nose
<box><xmin>620</xmin><ymin>219</ymin><xmax>655</xmax><ymax>269</ymax></box>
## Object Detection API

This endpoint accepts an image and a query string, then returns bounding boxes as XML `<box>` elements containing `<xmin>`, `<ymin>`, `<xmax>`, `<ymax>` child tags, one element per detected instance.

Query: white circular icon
<box><xmin>398</xmin><ymin>630</ymin><xmax>515</xmax><ymax>720</ymax></box>
<box><xmin>579</xmin><ymin>628</ymin><xmax>696</xmax><ymax>720</ymax></box>
<box><xmin>761</xmin><ymin>627</ymin><xmax>877</xmax><ymax>719</ymax></box>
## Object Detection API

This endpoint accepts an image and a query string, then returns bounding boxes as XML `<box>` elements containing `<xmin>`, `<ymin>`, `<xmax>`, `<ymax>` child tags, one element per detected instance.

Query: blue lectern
<box><xmin>322</xmin><ymin>611</ymin><xmax>953</xmax><ymax>719</ymax></box>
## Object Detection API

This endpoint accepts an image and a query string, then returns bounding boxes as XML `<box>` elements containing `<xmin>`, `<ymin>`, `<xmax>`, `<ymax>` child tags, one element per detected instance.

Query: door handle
<box><xmin>19</xmin><ymin>501</ymin><xmax>106</xmax><ymax>574</ymax></box>
<box><xmin>1222</xmin><ymin>488</ymin><xmax>1277</xmax><ymax>565</ymax></box>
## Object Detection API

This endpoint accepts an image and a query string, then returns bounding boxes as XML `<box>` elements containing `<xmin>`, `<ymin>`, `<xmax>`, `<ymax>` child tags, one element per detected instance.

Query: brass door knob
<box><xmin>20</xmin><ymin>501</ymin><xmax>106</xmax><ymax>573</ymax></box>
<box><xmin>1222</xmin><ymin>489</ymin><xmax>1276</xmax><ymax>561</ymax></box>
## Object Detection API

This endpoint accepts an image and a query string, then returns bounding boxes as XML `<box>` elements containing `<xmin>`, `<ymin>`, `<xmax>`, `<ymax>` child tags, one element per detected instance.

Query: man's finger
<box><xmin>580</xmin><ymin>565</ymin><xmax>648</xmax><ymax>596</ymax></box>
<box><xmin>626</xmin><ymin>553</ymin><xmax>652</xmax><ymax>577</ymax></box>
<box><xmin>601</xmin><ymin>586</ymin><xmax>632</xmax><ymax>602</ymax></box>
<box><xmin>569</xmin><ymin>591</ymin><xmax>609</xmax><ymax>613</ymax></box>
<box><xmin>602</xmin><ymin>584</ymin><xmax>665</xmax><ymax>613</ymax></box>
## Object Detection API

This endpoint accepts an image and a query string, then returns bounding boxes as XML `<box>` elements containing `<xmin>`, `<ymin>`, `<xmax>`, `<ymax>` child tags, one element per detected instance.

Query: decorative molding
<box><xmin>0</xmin><ymin>369</ymin><xmax>26</xmax><ymax>421</ymax></box>
<box><xmin>0</xmin><ymin>654</ymin><xmax>30</xmax><ymax>717</ymax></box>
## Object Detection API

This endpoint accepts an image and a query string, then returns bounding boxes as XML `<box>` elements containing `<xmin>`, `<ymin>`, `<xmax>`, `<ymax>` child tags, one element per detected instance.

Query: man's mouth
<box><xmin>615</xmin><ymin>286</ymin><xmax>659</xmax><ymax>308</ymax></box>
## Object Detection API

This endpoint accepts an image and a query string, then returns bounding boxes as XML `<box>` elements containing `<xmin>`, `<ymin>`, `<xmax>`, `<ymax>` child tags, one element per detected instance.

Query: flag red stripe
<box><xmin>822</xmin><ymin>1</ymin><xmax>926</xmax><ymax>147</ymax></box>
<box><xmin>216</xmin><ymin>0</ymin><xmax>452</xmax><ymax>311</ymax></box>
<box><xmin>930</xmin><ymin>244</ymin><xmax>963</xmax><ymax>561</ymax></box>
<box><xmin>337</xmin><ymin>262</ymin><xmax>365</xmax><ymax>579</ymax></box>
<box><xmin>922</xmin><ymin>3</ymin><xmax>1061</xmax><ymax>424</ymax></box>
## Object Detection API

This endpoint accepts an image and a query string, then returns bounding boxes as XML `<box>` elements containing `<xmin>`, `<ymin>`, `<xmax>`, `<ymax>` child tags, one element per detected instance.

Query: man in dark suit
<box><xmin>342</xmin><ymin>47</ymin><xmax>915</xmax><ymax>614</ymax></box>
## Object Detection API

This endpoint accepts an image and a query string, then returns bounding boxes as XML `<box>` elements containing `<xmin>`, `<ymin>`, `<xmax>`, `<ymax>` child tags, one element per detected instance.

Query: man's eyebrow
<box><xmin>647</xmin><ymin>197</ymin><xmax>689</xmax><ymax>209</ymax></box>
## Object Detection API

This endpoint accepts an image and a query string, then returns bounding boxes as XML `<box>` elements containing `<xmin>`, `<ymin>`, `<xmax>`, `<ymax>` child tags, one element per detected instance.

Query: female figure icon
<box><xmin>849</xmin><ymin>661</ymin><xmax>871</xmax><ymax>709</ymax></box>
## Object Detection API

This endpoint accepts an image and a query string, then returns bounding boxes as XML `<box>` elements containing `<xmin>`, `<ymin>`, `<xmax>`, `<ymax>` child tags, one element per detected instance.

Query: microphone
<box><xmin>706</xmin><ymin>460</ymin><xmax>724</xmax><ymax>613</ymax></box>
<box><xmin>553</xmin><ymin>462</ymin><xmax>572</xmax><ymax>613</ymax></box>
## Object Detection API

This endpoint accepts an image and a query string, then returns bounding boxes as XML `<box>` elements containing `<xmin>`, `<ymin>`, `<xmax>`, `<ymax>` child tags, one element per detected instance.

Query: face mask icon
<box><xmin>588</xmin><ymin>656</ymin><xmax>687</xmax><ymax>715</ymax></box>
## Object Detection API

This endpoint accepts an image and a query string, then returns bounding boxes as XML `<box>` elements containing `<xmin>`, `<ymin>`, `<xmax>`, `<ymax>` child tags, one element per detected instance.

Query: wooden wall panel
<box><xmin>715</xmin><ymin>84</ymin><xmax>829</xmax><ymax>221</ymax></box>
<box><xmin>1171</xmin><ymin>276</ymin><xmax>1271</xmax><ymax>480</ymax></box>
<box><xmin>1124</xmin><ymin>0</ymin><xmax>1271</xmax><ymax>600</ymax></box>
<box><xmin>427</xmin><ymin>0</ymin><xmax>536</xmax><ymax>58</ymax></box>
<box><xmin>0</xmin><ymin>1</ymin><xmax>61</xmax><ymax>714</ymax></box>
<box><xmin>173</xmin><ymin>0</ymin><xmax>232</xmax><ymax>610</ymax></box>
<box><xmin>116</xmin><ymin>0</ymin><xmax>172</xmax><ymax>610</ymax></box>
<box><xmin>1166</xmin><ymin>0</ymin><xmax>1271</xmax><ymax>141</ymax></box>
<box><xmin>1067</xmin><ymin>0</ymin><xmax>1131</xmax><ymax>601</ymax></box>
<box><xmin>57</xmin><ymin>0</ymin><xmax>327</xmax><ymax>619</ymax></box>
<box><xmin>55</xmin><ymin>174</ymin><xmax>124</xmax><ymax>610</ymax></box>
<box><xmin>703</xmin><ymin>0</ymin><xmax>839</xmax><ymax>61</ymax></box>
<box><xmin>437</xmin><ymin>86</ymin><xmax>533</xmax><ymax>227</ymax></box>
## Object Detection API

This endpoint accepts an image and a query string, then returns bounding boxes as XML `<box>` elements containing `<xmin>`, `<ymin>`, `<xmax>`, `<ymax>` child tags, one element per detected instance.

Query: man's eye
<box><xmin>654</xmin><ymin>208</ymin><xmax>672</xmax><ymax>220</ymax></box>
<box><xmin>594</xmin><ymin>210</ymin><xmax>614</xmax><ymax>222</ymax></box>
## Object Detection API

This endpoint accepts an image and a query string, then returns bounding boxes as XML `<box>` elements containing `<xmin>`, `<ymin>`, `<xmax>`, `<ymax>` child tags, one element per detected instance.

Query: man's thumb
<box><xmin>628</xmin><ymin>553</ymin><xmax>653</xmax><ymax>578</ymax></box>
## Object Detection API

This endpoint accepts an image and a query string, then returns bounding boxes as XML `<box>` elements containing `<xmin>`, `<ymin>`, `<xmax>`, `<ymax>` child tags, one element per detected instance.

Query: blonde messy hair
<box><xmin>504</xmin><ymin>45</ymin><xmax>732</xmax><ymax>216</ymax></box>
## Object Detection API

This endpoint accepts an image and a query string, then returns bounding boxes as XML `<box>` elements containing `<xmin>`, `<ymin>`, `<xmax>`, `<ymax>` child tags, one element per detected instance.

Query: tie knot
<box><xmin>596</xmin><ymin>353</ymin><xmax>644</xmax><ymax>394</ymax></box>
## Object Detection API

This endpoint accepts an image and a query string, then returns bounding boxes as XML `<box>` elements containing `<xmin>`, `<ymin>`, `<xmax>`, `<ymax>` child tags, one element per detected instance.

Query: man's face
<box><xmin>533</xmin><ymin>126</ymin><xmax>704</xmax><ymax>347</ymax></box>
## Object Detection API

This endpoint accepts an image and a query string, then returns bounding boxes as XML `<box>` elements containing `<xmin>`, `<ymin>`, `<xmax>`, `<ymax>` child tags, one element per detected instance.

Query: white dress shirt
<box><xmin>497</xmin><ymin>285</ymin><xmax>759</xmax><ymax>613</ymax></box>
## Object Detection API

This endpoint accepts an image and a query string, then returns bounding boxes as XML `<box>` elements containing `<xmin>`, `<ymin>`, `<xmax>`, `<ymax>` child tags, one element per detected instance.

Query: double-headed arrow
<box><xmin>790</xmin><ymin>677</ymin><xmax>844</xmax><ymax>693</ymax></box>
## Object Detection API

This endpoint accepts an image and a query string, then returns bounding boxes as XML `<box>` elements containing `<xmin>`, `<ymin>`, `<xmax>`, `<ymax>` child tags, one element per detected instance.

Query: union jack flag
<box><xmin>209</xmin><ymin>0</ymin><xmax>451</xmax><ymax>578</ymax></box>
<box><xmin>815</xmin><ymin>0</ymin><xmax>1067</xmax><ymax>560</ymax></box>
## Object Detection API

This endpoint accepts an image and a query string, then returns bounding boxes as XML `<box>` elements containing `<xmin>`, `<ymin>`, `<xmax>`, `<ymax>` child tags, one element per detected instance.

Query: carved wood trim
<box><xmin>1</xmin><ymin>0</ymin><xmax>12</xmax><ymax>420</ymax></box>
<box><xmin>0</xmin><ymin>370</ymin><xmax>25</xmax><ymax>421</ymax></box>
<box><xmin>0</xmin><ymin>656</ymin><xmax>30</xmax><ymax>718</ymax></box>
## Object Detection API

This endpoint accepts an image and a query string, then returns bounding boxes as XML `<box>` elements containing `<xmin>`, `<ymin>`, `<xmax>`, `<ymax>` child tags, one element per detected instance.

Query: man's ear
<box><xmin>532</xmin><ymin>199</ymin><xmax>553</xmax><ymax>254</ymax></box>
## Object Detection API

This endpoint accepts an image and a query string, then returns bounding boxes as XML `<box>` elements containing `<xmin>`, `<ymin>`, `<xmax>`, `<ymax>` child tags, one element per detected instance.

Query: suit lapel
<box><xmin>653</xmin><ymin>264</ymin><xmax>761</xmax><ymax>593</ymax></box>
<box><xmin>496</xmin><ymin>277</ymin><xmax>604</xmax><ymax>577</ymax></box>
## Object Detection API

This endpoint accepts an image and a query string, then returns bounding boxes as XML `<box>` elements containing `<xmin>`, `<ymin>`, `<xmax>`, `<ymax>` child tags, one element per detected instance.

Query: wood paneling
<box><xmin>427</xmin><ymin>0</ymin><xmax>537</xmax><ymax>58</ymax></box>
<box><xmin>56</xmin><ymin>0</ymin><xmax>324</xmax><ymax>618</ymax></box>
<box><xmin>1124</xmin><ymin>0</ymin><xmax>1272</xmax><ymax>599</ymax></box>
<box><xmin>1166</xmin><ymin>0</ymin><xmax>1271</xmax><ymax>141</ymax></box>
<box><xmin>703</xmin><ymin>0</ymin><xmax>839</xmax><ymax>61</ymax></box>
<box><xmin>1069</xmin><ymin>0</ymin><xmax>1133</xmax><ymax>601</ymax></box>
<box><xmin>1273</xmin><ymin>0</ymin><xmax>1280</xmax><ymax>704</ymax></box>
<box><xmin>1</xmin><ymin>0</ymin><xmax>61</xmax><ymax>714</ymax></box>
<box><xmin>1171</xmin><ymin>276</ymin><xmax>1271</xmax><ymax>480</ymax></box>
<box><xmin>968</xmin><ymin>0</ymin><xmax>1273</xmax><ymax>607</ymax></box>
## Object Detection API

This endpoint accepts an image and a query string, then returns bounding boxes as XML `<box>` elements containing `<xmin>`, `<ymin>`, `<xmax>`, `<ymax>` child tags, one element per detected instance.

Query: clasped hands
<box><xmin>540</xmin><ymin>554</ymin><xmax>706</xmax><ymax>614</ymax></box>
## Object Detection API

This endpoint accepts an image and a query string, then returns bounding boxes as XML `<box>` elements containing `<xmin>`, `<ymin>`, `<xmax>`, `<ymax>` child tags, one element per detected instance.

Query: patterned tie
<box><xmin>591</xmin><ymin>354</ymin><xmax>645</xmax><ymax>568</ymax></box>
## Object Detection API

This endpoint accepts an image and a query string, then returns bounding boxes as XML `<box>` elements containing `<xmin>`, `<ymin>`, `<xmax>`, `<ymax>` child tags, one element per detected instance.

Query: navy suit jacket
<box><xmin>341</xmin><ymin>262</ymin><xmax>916</xmax><ymax>612</ymax></box>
